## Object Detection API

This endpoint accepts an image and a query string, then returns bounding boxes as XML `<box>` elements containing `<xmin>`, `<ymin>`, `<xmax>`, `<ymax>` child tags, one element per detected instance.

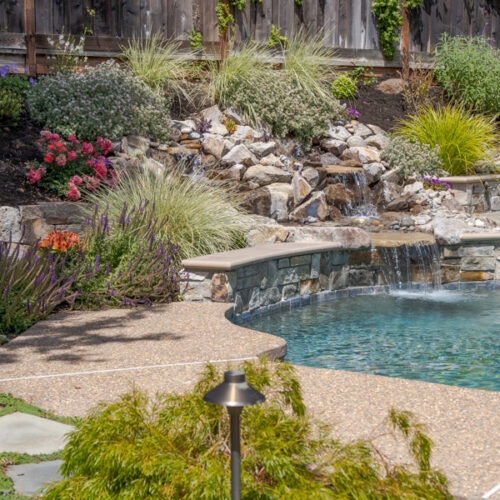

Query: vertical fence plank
<box><xmin>200</xmin><ymin>0</ymin><xmax>218</xmax><ymax>43</ymax></box>
<box><xmin>234</xmin><ymin>3</ymin><xmax>251</xmax><ymax>41</ymax></box>
<box><xmin>323</xmin><ymin>0</ymin><xmax>339</xmax><ymax>47</ymax></box>
<box><xmin>303</xmin><ymin>0</ymin><xmax>318</xmax><ymax>32</ymax></box>
<box><xmin>36</xmin><ymin>0</ymin><xmax>52</xmax><ymax>34</ymax></box>
<box><xmin>24</xmin><ymin>0</ymin><xmax>36</xmax><ymax>74</ymax></box>
<box><xmin>4</xmin><ymin>0</ymin><xmax>23</xmax><ymax>32</ymax></box>
<box><xmin>253</xmin><ymin>0</ymin><xmax>272</xmax><ymax>42</ymax></box>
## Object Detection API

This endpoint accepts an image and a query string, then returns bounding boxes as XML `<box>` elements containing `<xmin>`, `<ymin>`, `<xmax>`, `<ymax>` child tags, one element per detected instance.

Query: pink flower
<box><xmin>67</xmin><ymin>135</ymin><xmax>78</xmax><ymax>143</ymax></box>
<box><xmin>44</xmin><ymin>154</ymin><xmax>54</xmax><ymax>163</ymax></box>
<box><xmin>69</xmin><ymin>175</ymin><xmax>83</xmax><ymax>186</ymax></box>
<box><xmin>94</xmin><ymin>161</ymin><xmax>107</xmax><ymax>180</ymax></box>
<box><xmin>56</xmin><ymin>154</ymin><xmax>66</xmax><ymax>167</ymax></box>
<box><xmin>66</xmin><ymin>184</ymin><xmax>81</xmax><ymax>201</ymax></box>
<box><xmin>28</xmin><ymin>168</ymin><xmax>42</xmax><ymax>183</ymax></box>
<box><xmin>97</xmin><ymin>137</ymin><xmax>113</xmax><ymax>155</ymax></box>
<box><xmin>68</xmin><ymin>150</ymin><xmax>77</xmax><ymax>161</ymax></box>
<box><xmin>81</xmin><ymin>142</ymin><xmax>95</xmax><ymax>155</ymax></box>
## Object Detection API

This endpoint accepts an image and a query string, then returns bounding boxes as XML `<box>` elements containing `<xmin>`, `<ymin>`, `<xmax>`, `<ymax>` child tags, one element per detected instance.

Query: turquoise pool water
<box><xmin>241</xmin><ymin>289</ymin><xmax>500</xmax><ymax>391</ymax></box>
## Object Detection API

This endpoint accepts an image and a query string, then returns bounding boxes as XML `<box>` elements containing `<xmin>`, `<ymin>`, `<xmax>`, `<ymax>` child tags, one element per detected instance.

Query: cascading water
<box><xmin>331</xmin><ymin>172</ymin><xmax>378</xmax><ymax>218</ymax></box>
<box><xmin>378</xmin><ymin>242</ymin><xmax>442</xmax><ymax>290</ymax></box>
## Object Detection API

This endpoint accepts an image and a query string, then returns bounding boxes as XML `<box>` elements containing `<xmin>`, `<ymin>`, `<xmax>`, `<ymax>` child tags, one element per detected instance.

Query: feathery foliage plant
<box><xmin>396</xmin><ymin>104</ymin><xmax>499</xmax><ymax>175</ymax></box>
<box><xmin>43</xmin><ymin>359</ymin><xmax>451</xmax><ymax>499</ymax></box>
<box><xmin>83</xmin><ymin>168</ymin><xmax>250</xmax><ymax>259</ymax></box>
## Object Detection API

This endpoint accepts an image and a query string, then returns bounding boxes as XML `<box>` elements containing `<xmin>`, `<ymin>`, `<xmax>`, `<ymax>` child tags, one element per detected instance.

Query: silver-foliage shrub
<box><xmin>382</xmin><ymin>136</ymin><xmax>442</xmax><ymax>180</ymax></box>
<box><xmin>27</xmin><ymin>61</ymin><xmax>170</xmax><ymax>140</ymax></box>
<box><xmin>227</xmin><ymin>73</ymin><xmax>343</xmax><ymax>144</ymax></box>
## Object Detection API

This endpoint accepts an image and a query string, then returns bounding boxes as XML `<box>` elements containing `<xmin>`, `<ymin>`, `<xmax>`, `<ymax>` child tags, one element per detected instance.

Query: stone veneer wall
<box><xmin>183</xmin><ymin>240</ymin><xmax>500</xmax><ymax>314</ymax></box>
<box><xmin>445</xmin><ymin>176</ymin><xmax>500</xmax><ymax>213</ymax></box>
<box><xmin>0</xmin><ymin>203</ymin><xmax>86</xmax><ymax>247</ymax></box>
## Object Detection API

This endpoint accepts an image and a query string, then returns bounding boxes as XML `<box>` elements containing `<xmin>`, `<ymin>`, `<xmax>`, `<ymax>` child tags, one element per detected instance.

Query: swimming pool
<box><xmin>241</xmin><ymin>289</ymin><xmax>500</xmax><ymax>391</ymax></box>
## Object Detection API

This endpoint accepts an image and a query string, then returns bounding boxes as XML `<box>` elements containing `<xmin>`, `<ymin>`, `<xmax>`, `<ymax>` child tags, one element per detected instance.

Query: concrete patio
<box><xmin>0</xmin><ymin>302</ymin><xmax>498</xmax><ymax>499</ymax></box>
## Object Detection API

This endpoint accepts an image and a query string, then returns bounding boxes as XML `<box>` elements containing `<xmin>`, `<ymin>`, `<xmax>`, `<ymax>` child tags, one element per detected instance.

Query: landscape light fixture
<box><xmin>203</xmin><ymin>369</ymin><xmax>265</xmax><ymax>500</ymax></box>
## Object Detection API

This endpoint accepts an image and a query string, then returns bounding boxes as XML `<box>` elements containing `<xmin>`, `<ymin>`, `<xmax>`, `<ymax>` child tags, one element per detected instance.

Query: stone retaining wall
<box><xmin>444</xmin><ymin>175</ymin><xmax>500</xmax><ymax>213</ymax></box>
<box><xmin>0</xmin><ymin>203</ymin><xmax>86</xmax><ymax>246</ymax></box>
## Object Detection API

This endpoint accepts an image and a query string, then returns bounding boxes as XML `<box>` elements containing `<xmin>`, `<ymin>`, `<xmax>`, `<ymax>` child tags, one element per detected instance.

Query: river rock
<box><xmin>324</xmin><ymin>125</ymin><xmax>351</xmax><ymax>141</ymax></box>
<box><xmin>201</xmin><ymin>134</ymin><xmax>225</xmax><ymax>159</ymax></box>
<box><xmin>222</xmin><ymin>144</ymin><xmax>258</xmax><ymax>166</ymax></box>
<box><xmin>200</xmin><ymin>105</ymin><xmax>228</xmax><ymax>136</ymax></box>
<box><xmin>289</xmin><ymin>192</ymin><xmax>328</xmax><ymax>222</ymax></box>
<box><xmin>343</xmin><ymin>146</ymin><xmax>381</xmax><ymax>164</ymax></box>
<box><xmin>320</xmin><ymin>139</ymin><xmax>347</xmax><ymax>156</ymax></box>
<box><xmin>353</xmin><ymin>123</ymin><xmax>373</xmax><ymax>138</ymax></box>
<box><xmin>248</xmin><ymin>141</ymin><xmax>277</xmax><ymax>158</ymax></box>
<box><xmin>365</xmin><ymin>134</ymin><xmax>390</xmax><ymax>150</ymax></box>
<box><xmin>346</xmin><ymin>136</ymin><xmax>366</xmax><ymax>148</ymax></box>
<box><xmin>367</xmin><ymin>124</ymin><xmax>386</xmax><ymax>136</ymax></box>
<box><xmin>243</xmin><ymin>164</ymin><xmax>293</xmax><ymax>186</ymax></box>
<box><xmin>291</xmin><ymin>173</ymin><xmax>313</xmax><ymax>206</ymax></box>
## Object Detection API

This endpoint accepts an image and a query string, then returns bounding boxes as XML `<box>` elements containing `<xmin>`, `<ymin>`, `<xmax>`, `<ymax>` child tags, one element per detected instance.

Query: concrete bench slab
<box><xmin>5</xmin><ymin>460</ymin><xmax>64</xmax><ymax>497</ymax></box>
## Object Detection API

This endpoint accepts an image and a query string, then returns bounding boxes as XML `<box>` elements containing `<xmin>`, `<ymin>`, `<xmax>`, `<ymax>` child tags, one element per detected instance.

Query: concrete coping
<box><xmin>181</xmin><ymin>242</ymin><xmax>343</xmax><ymax>271</ymax></box>
<box><xmin>460</xmin><ymin>232</ymin><xmax>500</xmax><ymax>242</ymax></box>
<box><xmin>443</xmin><ymin>174</ymin><xmax>500</xmax><ymax>184</ymax></box>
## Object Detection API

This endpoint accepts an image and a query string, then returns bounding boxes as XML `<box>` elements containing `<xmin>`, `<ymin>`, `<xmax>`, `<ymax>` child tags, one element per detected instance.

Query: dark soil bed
<box><xmin>0</xmin><ymin>113</ymin><xmax>58</xmax><ymax>206</ymax></box>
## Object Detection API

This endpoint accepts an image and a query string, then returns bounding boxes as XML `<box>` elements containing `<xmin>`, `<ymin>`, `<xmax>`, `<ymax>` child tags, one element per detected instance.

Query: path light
<box><xmin>203</xmin><ymin>370</ymin><xmax>265</xmax><ymax>500</ymax></box>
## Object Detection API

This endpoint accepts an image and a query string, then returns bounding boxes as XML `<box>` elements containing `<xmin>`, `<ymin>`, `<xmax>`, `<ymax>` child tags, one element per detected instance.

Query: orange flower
<box><xmin>38</xmin><ymin>230</ymin><xmax>82</xmax><ymax>252</ymax></box>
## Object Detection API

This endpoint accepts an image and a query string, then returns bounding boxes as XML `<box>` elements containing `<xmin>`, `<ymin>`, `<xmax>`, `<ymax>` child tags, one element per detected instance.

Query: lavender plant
<box><xmin>75</xmin><ymin>201</ymin><xmax>181</xmax><ymax>308</ymax></box>
<box><xmin>197</xmin><ymin>118</ymin><xmax>212</xmax><ymax>134</ymax></box>
<box><xmin>0</xmin><ymin>233</ymin><xmax>81</xmax><ymax>336</ymax></box>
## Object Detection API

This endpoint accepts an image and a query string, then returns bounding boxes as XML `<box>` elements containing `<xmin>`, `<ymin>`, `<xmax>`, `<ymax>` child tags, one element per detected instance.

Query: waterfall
<box><xmin>331</xmin><ymin>171</ymin><xmax>378</xmax><ymax>218</ymax></box>
<box><xmin>378</xmin><ymin>242</ymin><xmax>442</xmax><ymax>290</ymax></box>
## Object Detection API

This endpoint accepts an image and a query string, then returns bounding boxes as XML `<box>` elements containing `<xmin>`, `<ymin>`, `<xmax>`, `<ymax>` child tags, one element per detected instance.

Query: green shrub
<box><xmin>43</xmin><ymin>359</ymin><xmax>451</xmax><ymax>499</ymax></box>
<box><xmin>83</xmin><ymin>168</ymin><xmax>250</xmax><ymax>260</ymax></box>
<box><xmin>331</xmin><ymin>73</ymin><xmax>357</xmax><ymax>99</ymax></box>
<box><xmin>434</xmin><ymin>34</ymin><xmax>500</xmax><ymax>114</ymax></box>
<box><xmin>0</xmin><ymin>89</ymin><xmax>22</xmax><ymax>125</ymax></box>
<box><xmin>227</xmin><ymin>72</ymin><xmax>343</xmax><ymax>144</ymax></box>
<box><xmin>74</xmin><ymin>201</ymin><xmax>181</xmax><ymax>309</ymax></box>
<box><xmin>121</xmin><ymin>34</ymin><xmax>194</xmax><ymax>99</ymax></box>
<box><xmin>0</xmin><ymin>67</ymin><xmax>33</xmax><ymax>99</ymax></box>
<box><xmin>382</xmin><ymin>136</ymin><xmax>442</xmax><ymax>180</ymax></box>
<box><xmin>396</xmin><ymin>104</ymin><xmax>498</xmax><ymax>175</ymax></box>
<box><xmin>27</xmin><ymin>61</ymin><xmax>170</xmax><ymax>141</ymax></box>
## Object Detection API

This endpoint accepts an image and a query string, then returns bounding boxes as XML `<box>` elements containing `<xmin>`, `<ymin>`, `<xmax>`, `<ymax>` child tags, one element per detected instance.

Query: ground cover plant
<box><xmin>27</xmin><ymin>130</ymin><xmax>116</xmax><ymax>198</ymax></box>
<box><xmin>27</xmin><ymin>61</ymin><xmax>170</xmax><ymax>141</ymax></box>
<box><xmin>43</xmin><ymin>359</ymin><xmax>451</xmax><ymax>499</ymax></box>
<box><xmin>83</xmin><ymin>168</ymin><xmax>250</xmax><ymax>259</ymax></box>
<box><xmin>434</xmin><ymin>33</ymin><xmax>500</xmax><ymax>114</ymax></box>
<box><xmin>0</xmin><ymin>63</ymin><xmax>35</xmax><ymax>126</ymax></box>
<box><xmin>396</xmin><ymin>104</ymin><xmax>498</xmax><ymax>175</ymax></box>
<box><xmin>381</xmin><ymin>135</ymin><xmax>442</xmax><ymax>180</ymax></box>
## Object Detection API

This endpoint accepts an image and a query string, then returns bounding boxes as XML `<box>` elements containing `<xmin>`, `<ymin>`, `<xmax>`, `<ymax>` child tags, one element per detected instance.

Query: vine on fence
<box><xmin>372</xmin><ymin>0</ymin><xmax>424</xmax><ymax>60</ymax></box>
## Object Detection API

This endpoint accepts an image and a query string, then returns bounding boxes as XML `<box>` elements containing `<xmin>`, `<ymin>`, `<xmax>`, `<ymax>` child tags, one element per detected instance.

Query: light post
<box><xmin>203</xmin><ymin>370</ymin><xmax>265</xmax><ymax>500</ymax></box>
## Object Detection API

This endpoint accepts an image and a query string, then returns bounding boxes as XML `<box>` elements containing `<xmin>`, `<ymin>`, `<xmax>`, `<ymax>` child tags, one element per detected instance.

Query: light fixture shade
<box><xmin>203</xmin><ymin>370</ymin><xmax>266</xmax><ymax>408</ymax></box>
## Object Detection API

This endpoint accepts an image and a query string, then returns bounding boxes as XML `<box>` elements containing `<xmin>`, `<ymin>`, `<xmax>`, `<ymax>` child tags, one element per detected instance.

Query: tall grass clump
<box><xmin>396</xmin><ymin>104</ymin><xmax>498</xmax><ymax>175</ymax></box>
<box><xmin>43</xmin><ymin>359</ymin><xmax>451</xmax><ymax>499</ymax></box>
<box><xmin>121</xmin><ymin>34</ymin><xmax>193</xmax><ymax>99</ymax></box>
<box><xmin>282</xmin><ymin>28</ymin><xmax>336</xmax><ymax>99</ymax></box>
<box><xmin>208</xmin><ymin>43</ymin><xmax>272</xmax><ymax>110</ymax></box>
<box><xmin>434</xmin><ymin>34</ymin><xmax>500</xmax><ymax>114</ymax></box>
<box><xmin>83</xmin><ymin>168</ymin><xmax>250</xmax><ymax>259</ymax></box>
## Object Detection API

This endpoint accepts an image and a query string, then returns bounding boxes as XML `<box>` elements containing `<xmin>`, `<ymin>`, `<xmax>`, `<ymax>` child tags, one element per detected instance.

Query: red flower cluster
<box><xmin>28</xmin><ymin>131</ymin><xmax>117</xmax><ymax>201</ymax></box>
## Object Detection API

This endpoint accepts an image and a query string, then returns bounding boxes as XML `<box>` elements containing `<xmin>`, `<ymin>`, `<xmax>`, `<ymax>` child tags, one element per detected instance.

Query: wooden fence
<box><xmin>0</xmin><ymin>0</ymin><xmax>499</xmax><ymax>71</ymax></box>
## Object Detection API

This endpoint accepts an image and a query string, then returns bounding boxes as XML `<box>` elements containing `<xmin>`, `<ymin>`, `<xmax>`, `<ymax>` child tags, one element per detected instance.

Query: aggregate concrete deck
<box><xmin>0</xmin><ymin>302</ymin><xmax>498</xmax><ymax>499</ymax></box>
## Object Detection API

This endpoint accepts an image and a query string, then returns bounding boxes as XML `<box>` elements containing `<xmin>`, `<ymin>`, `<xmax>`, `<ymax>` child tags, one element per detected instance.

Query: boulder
<box><xmin>288</xmin><ymin>226</ymin><xmax>371</xmax><ymax>249</ymax></box>
<box><xmin>324</xmin><ymin>125</ymin><xmax>351</xmax><ymax>141</ymax></box>
<box><xmin>260</xmin><ymin>153</ymin><xmax>284</xmax><ymax>167</ymax></box>
<box><xmin>342</xmin><ymin>146</ymin><xmax>381</xmax><ymax>164</ymax></box>
<box><xmin>352</xmin><ymin>123</ymin><xmax>373</xmax><ymax>138</ymax></box>
<box><xmin>200</xmin><ymin>106</ymin><xmax>228</xmax><ymax>136</ymax></box>
<box><xmin>320</xmin><ymin>139</ymin><xmax>347</xmax><ymax>156</ymax></box>
<box><xmin>266</xmin><ymin>183</ymin><xmax>293</xmax><ymax>221</ymax></box>
<box><xmin>346</xmin><ymin>136</ymin><xmax>366</xmax><ymax>148</ymax></box>
<box><xmin>241</xmin><ymin>188</ymin><xmax>272</xmax><ymax>217</ymax></box>
<box><xmin>329</xmin><ymin>206</ymin><xmax>343</xmax><ymax>220</ymax></box>
<box><xmin>0</xmin><ymin>206</ymin><xmax>22</xmax><ymax>243</ymax></box>
<box><xmin>363</xmin><ymin>162</ymin><xmax>385</xmax><ymax>184</ymax></box>
<box><xmin>319</xmin><ymin>153</ymin><xmax>339</xmax><ymax>166</ymax></box>
<box><xmin>403</xmin><ymin>181</ymin><xmax>424</xmax><ymax>196</ymax></box>
<box><xmin>367</xmin><ymin>124</ymin><xmax>386</xmax><ymax>136</ymax></box>
<box><xmin>365</xmin><ymin>134</ymin><xmax>390</xmax><ymax>150</ymax></box>
<box><xmin>122</xmin><ymin>135</ymin><xmax>150</xmax><ymax>155</ymax></box>
<box><xmin>243</xmin><ymin>164</ymin><xmax>292</xmax><ymax>186</ymax></box>
<box><xmin>302</xmin><ymin>167</ymin><xmax>321</xmax><ymax>188</ymax></box>
<box><xmin>373</xmin><ymin>181</ymin><xmax>403</xmax><ymax>208</ymax></box>
<box><xmin>248</xmin><ymin>141</ymin><xmax>277</xmax><ymax>158</ymax></box>
<box><xmin>224</xmin><ymin>107</ymin><xmax>245</xmax><ymax>125</ymax></box>
<box><xmin>291</xmin><ymin>173</ymin><xmax>313</xmax><ymax>206</ymax></box>
<box><xmin>222</xmin><ymin>144</ymin><xmax>258</xmax><ymax>166</ymax></box>
<box><xmin>324</xmin><ymin>183</ymin><xmax>350</xmax><ymax>207</ymax></box>
<box><xmin>227</xmin><ymin>164</ymin><xmax>246</xmax><ymax>181</ymax></box>
<box><xmin>433</xmin><ymin>217</ymin><xmax>472</xmax><ymax>244</ymax></box>
<box><xmin>231</xmin><ymin>125</ymin><xmax>258</xmax><ymax>144</ymax></box>
<box><xmin>289</xmin><ymin>192</ymin><xmax>328</xmax><ymax>222</ymax></box>
<box><xmin>246</xmin><ymin>224</ymin><xmax>290</xmax><ymax>246</ymax></box>
<box><xmin>377</xmin><ymin>78</ymin><xmax>404</xmax><ymax>94</ymax></box>
<box><xmin>201</xmin><ymin>134</ymin><xmax>225</xmax><ymax>159</ymax></box>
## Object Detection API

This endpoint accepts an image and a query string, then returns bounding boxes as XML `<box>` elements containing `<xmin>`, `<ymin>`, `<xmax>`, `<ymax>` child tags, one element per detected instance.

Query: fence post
<box><xmin>401</xmin><ymin>4</ymin><xmax>410</xmax><ymax>79</ymax></box>
<box><xmin>24</xmin><ymin>0</ymin><xmax>36</xmax><ymax>75</ymax></box>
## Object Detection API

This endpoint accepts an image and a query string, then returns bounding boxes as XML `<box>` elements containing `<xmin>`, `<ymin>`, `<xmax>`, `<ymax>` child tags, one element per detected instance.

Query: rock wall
<box><xmin>0</xmin><ymin>202</ymin><xmax>86</xmax><ymax>247</ymax></box>
<box><xmin>446</xmin><ymin>177</ymin><xmax>500</xmax><ymax>213</ymax></box>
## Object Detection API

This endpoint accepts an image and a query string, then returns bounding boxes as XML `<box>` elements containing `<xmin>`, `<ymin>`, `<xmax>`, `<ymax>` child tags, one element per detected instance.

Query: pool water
<box><xmin>241</xmin><ymin>289</ymin><xmax>500</xmax><ymax>391</ymax></box>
